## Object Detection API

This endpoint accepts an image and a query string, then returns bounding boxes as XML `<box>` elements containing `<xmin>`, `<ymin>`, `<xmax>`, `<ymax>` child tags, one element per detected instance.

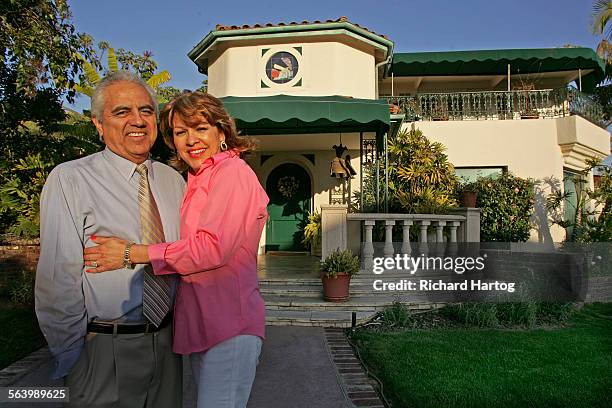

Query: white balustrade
<box><xmin>320</xmin><ymin>206</ymin><xmax>480</xmax><ymax>264</ymax></box>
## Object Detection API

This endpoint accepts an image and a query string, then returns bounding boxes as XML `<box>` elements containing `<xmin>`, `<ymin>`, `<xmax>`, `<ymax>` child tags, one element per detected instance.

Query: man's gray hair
<box><xmin>90</xmin><ymin>70</ymin><xmax>158</xmax><ymax>121</ymax></box>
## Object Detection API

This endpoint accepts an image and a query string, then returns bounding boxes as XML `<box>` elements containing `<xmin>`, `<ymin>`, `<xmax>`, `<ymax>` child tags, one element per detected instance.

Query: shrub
<box><xmin>496</xmin><ymin>302</ymin><xmax>538</xmax><ymax>327</ymax></box>
<box><xmin>443</xmin><ymin>302</ymin><xmax>499</xmax><ymax>327</ymax></box>
<box><xmin>536</xmin><ymin>302</ymin><xmax>576</xmax><ymax>324</ymax></box>
<box><xmin>301</xmin><ymin>211</ymin><xmax>321</xmax><ymax>248</ymax></box>
<box><xmin>378</xmin><ymin>301</ymin><xmax>413</xmax><ymax>327</ymax></box>
<box><xmin>320</xmin><ymin>249</ymin><xmax>360</xmax><ymax>278</ymax></box>
<box><xmin>9</xmin><ymin>271</ymin><xmax>35</xmax><ymax>306</ymax></box>
<box><xmin>475</xmin><ymin>173</ymin><xmax>535</xmax><ymax>242</ymax></box>
<box><xmin>547</xmin><ymin>159</ymin><xmax>611</xmax><ymax>243</ymax></box>
<box><xmin>442</xmin><ymin>302</ymin><xmax>575</xmax><ymax>328</ymax></box>
<box><xmin>0</xmin><ymin>116</ymin><xmax>102</xmax><ymax>238</ymax></box>
<box><xmin>361</xmin><ymin>128</ymin><xmax>459</xmax><ymax>214</ymax></box>
<box><xmin>0</xmin><ymin>154</ymin><xmax>51</xmax><ymax>238</ymax></box>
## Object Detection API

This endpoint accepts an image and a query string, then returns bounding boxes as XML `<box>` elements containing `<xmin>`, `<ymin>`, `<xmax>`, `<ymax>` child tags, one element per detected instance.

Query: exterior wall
<box><xmin>208</xmin><ymin>42</ymin><xmax>376</xmax><ymax>99</ymax></box>
<box><xmin>556</xmin><ymin>115</ymin><xmax>610</xmax><ymax>170</ymax></box>
<box><xmin>408</xmin><ymin>117</ymin><xmax>609</xmax><ymax>243</ymax></box>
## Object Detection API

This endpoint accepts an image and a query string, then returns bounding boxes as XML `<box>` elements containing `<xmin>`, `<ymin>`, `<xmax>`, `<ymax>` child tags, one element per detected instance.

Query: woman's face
<box><xmin>172</xmin><ymin>113</ymin><xmax>225</xmax><ymax>172</ymax></box>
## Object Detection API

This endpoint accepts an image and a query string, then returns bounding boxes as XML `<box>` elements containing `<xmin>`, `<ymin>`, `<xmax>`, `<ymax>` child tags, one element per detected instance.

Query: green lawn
<box><xmin>0</xmin><ymin>303</ymin><xmax>45</xmax><ymax>370</ymax></box>
<box><xmin>351</xmin><ymin>303</ymin><xmax>612</xmax><ymax>408</ymax></box>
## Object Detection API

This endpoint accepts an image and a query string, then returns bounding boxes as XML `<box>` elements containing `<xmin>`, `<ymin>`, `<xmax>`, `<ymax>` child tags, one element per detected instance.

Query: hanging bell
<box><xmin>330</xmin><ymin>143</ymin><xmax>350</xmax><ymax>179</ymax></box>
<box><xmin>330</xmin><ymin>157</ymin><xmax>350</xmax><ymax>179</ymax></box>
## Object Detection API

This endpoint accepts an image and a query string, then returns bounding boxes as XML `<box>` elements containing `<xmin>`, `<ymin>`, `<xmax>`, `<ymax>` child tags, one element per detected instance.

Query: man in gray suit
<box><xmin>35</xmin><ymin>70</ymin><xmax>185</xmax><ymax>407</ymax></box>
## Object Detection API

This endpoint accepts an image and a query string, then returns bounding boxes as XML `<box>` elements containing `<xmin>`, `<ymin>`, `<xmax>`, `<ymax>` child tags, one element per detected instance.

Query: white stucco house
<box><xmin>186</xmin><ymin>17</ymin><xmax>610</xmax><ymax>252</ymax></box>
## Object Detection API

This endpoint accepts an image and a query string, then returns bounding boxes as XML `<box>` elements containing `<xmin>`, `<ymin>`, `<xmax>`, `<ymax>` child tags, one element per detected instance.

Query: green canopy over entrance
<box><xmin>390</xmin><ymin>47</ymin><xmax>605</xmax><ymax>91</ymax></box>
<box><xmin>220</xmin><ymin>95</ymin><xmax>390</xmax><ymax>139</ymax></box>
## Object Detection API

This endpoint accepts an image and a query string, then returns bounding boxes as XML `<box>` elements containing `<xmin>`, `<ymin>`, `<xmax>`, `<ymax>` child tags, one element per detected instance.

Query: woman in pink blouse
<box><xmin>84</xmin><ymin>92</ymin><xmax>269</xmax><ymax>408</ymax></box>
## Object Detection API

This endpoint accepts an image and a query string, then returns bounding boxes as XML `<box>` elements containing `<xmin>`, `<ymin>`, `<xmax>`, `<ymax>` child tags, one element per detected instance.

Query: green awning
<box><xmin>220</xmin><ymin>95</ymin><xmax>390</xmax><ymax>138</ymax></box>
<box><xmin>390</xmin><ymin>48</ymin><xmax>606</xmax><ymax>91</ymax></box>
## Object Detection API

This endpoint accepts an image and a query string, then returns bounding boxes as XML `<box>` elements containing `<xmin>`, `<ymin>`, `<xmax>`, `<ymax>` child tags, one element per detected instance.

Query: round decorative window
<box><xmin>265</xmin><ymin>52</ymin><xmax>299</xmax><ymax>84</ymax></box>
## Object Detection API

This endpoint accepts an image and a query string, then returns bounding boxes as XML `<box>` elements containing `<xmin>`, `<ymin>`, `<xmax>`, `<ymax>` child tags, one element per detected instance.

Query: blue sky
<box><xmin>68</xmin><ymin>0</ymin><xmax>603</xmax><ymax>111</ymax></box>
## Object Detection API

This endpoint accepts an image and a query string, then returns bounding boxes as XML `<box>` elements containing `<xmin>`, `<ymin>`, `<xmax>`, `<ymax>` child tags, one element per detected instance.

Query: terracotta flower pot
<box><xmin>321</xmin><ymin>272</ymin><xmax>351</xmax><ymax>302</ymax></box>
<box><xmin>461</xmin><ymin>191</ymin><xmax>478</xmax><ymax>208</ymax></box>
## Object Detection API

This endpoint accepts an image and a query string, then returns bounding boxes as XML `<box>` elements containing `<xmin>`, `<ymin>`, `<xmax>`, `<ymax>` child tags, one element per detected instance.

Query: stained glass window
<box><xmin>265</xmin><ymin>52</ymin><xmax>299</xmax><ymax>84</ymax></box>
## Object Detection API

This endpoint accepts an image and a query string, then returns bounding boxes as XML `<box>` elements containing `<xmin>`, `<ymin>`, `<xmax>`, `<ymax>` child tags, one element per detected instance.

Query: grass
<box><xmin>0</xmin><ymin>301</ymin><xmax>45</xmax><ymax>370</ymax></box>
<box><xmin>351</xmin><ymin>303</ymin><xmax>612</xmax><ymax>408</ymax></box>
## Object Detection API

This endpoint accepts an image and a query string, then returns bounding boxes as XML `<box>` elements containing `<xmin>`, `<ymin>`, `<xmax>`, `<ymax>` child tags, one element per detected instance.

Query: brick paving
<box><xmin>324</xmin><ymin>328</ymin><xmax>386</xmax><ymax>408</ymax></box>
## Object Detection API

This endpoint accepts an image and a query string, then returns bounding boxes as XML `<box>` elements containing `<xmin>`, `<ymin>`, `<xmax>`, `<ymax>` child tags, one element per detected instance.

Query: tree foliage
<box><xmin>0</xmin><ymin>114</ymin><xmax>102</xmax><ymax>238</ymax></box>
<box><xmin>0</xmin><ymin>1</ymin><xmax>102</xmax><ymax>239</ymax></box>
<box><xmin>74</xmin><ymin>42</ymin><xmax>174</xmax><ymax>101</ymax></box>
<box><xmin>592</xmin><ymin>0</ymin><xmax>612</xmax><ymax>40</ymax></box>
<box><xmin>474</xmin><ymin>173</ymin><xmax>535</xmax><ymax>242</ymax></box>
<box><xmin>590</xmin><ymin>2</ymin><xmax>612</xmax><ymax>126</ymax></box>
<box><xmin>362</xmin><ymin>129</ymin><xmax>459</xmax><ymax>214</ymax></box>
<box><xmin>0</xmin><ymin>76</ymin><xmax>102</xmax><ymax>238</ymax></box>
<box><xmin>547</xmin><ymin>159</ymin><xmax>612</xmax><ymax>242</ymax></box>
<box><xmin>0</xmin><ymin>0</ymin><xmax>95</xmax><ymax>99</ymax></box>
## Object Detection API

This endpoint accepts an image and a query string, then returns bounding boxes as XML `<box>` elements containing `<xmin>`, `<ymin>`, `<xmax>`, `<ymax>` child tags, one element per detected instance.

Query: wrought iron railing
<box><xmin>566</xmin><ymin>89</ymin><xmax>605</xmax><ymax>126</ymax></box>
<box><xmin>384</xmin><ymin>88</ymin><xmax>606</xmax><ymax>127</ymax></box>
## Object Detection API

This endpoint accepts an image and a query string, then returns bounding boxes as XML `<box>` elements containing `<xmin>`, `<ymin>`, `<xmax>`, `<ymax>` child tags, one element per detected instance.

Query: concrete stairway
<box><xmin>260</xmin><ymin>272</ymin><xmax>440</xmax><ymax>327</ymax></box>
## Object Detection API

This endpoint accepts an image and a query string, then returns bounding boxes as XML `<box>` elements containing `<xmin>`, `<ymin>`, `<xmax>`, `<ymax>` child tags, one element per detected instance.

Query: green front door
<box><xmin>265</xmin><ymin>163</ymin><xmax>311</xmax><ymax>251</ymax></box>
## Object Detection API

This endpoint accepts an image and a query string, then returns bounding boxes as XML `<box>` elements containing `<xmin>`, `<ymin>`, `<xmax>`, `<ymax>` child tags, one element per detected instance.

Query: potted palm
<box><xmin>320</xmin><ymin>249</ymin><xmax>360</xmax><ymax>302</ymax></box>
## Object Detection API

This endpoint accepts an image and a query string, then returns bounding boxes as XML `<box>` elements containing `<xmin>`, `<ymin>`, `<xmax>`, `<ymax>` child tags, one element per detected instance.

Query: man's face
<box><xmin>92</xmin><ymin>81</ymin><xmax>157</xmax><ymax>164</ymax></box>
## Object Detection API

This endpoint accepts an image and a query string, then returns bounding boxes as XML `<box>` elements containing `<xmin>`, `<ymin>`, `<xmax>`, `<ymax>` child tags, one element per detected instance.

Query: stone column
<box><xmin>320</xmin><ymin>204</ymin><xmax>348</xmax><ymax>260</ymax></box>
<box><xmin>449</xmin><ymin>208</ymin><xmax>481</xmax><ymax>242</ymax></box>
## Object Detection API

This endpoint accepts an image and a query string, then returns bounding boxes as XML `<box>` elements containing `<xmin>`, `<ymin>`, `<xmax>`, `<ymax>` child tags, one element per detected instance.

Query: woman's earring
<box><xmin>220</xmin><ymin>140</ymin><xmax>228</xmax><ymax>151</ymax></box>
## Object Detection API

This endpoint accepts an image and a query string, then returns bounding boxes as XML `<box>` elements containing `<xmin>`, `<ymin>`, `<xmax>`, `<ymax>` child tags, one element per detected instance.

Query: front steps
<box><xmin>260</xmin><ymin>273</ymin><xmax>440</xmax><ymax>327</ymax></box>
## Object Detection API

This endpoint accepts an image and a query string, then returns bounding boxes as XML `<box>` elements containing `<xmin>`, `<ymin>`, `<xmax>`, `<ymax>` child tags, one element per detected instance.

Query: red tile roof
<box><xmin>214</xmin><ymin>16</ymin><xmax>388</xmax><ymax>39</ymax></box>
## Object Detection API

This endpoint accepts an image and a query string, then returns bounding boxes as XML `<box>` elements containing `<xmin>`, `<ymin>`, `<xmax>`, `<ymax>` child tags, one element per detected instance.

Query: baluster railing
<box><xmin>401</xmin><ymin>220</ymin><xmax>412</xmax><ymax>255</ymax></box>
<box><xmin>383</xmin><ymin>88</ymin><xmax>606</xmax><ymax>127</ymax></box>
<box><xmin>340</xmin><ymin>212</ymin><xmax>479</xmax><ymax>267</ymax></box>
<box><xmin>384</xmin><ymin>220</ymin><xmax>395</xmax><ymax>257</ymax></box>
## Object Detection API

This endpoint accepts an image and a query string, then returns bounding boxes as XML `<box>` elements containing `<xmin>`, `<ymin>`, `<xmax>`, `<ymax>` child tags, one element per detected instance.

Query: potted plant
<box><xmin>459</xmin><ymin>181</ymin><xmax>479</xmax><ymax>208</ymax></box>
<box><xmin>320</xmin><ymin>249</ymin><xmax>360</xmax><ymax>302</ymax></box>
<box><xmin>516</xmin><ymin>81</ymin><xmax>539</xmax><ymax>119</ymax></box>
<box><xmin>431</xmin><ymin>98</ymin><xmax>450</xmax><ymax>121</ymax></box>
<box><xmin>302</xmin><ymin>210</ymin><xmax>322</xmax><ymax>256</ymax></box>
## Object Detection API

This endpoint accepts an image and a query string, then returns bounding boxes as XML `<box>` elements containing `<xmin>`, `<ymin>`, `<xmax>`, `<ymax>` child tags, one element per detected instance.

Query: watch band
<box><xmin>123</xmin><ymin>242</ymin><xmax>135</xmax><ymax>269</ymax></box>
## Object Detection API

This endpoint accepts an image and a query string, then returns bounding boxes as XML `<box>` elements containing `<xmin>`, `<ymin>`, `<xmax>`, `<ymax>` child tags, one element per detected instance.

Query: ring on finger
<box><xmin>92</xmin><ymin>261</ymin><xmax>98</xmax><ymax>268</ymax></box>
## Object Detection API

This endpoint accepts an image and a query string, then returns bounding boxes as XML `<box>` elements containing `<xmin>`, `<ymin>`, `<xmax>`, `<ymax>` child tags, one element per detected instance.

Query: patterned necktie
<box><xmin>136</xmin><ymin>164</ymin><xmax>172</xmax><ymax>327</ymax></box>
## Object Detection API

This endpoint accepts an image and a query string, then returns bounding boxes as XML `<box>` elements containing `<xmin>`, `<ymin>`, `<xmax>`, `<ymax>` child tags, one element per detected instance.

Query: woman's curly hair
<box><xmin>159</xmin><ymin>92</ymin><xmax>255</xmax><ymax>171</ymax></box>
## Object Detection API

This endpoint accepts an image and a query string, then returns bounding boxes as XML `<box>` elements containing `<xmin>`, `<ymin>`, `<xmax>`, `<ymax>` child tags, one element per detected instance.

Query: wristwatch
<box><xmin>123</xmin><ymin>242</ymin><xmax>135</xmax><ymax>269</ymax></box>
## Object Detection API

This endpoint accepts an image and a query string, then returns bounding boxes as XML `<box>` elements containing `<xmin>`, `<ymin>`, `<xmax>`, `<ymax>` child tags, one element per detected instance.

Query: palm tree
<box><xmin>592</xmin><ymin>0</ymin><xmax>612</xmax><ymax>40</ymax></box>
<box><xmin>74</xmin><ymin>45</ymin><xmax>172</xmax><ymax>101</ymax></box>
<box><xmin>590</xmin><ymin>2</ymin><xmax>612</xmax><ymax>127</ymax></box>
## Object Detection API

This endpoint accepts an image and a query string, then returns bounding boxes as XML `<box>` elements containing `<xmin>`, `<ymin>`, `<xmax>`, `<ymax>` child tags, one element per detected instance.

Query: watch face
<box><xmin>265</xmin><ymin>51</ymin><xmax>299</xmax><ymax>84</ymax></box>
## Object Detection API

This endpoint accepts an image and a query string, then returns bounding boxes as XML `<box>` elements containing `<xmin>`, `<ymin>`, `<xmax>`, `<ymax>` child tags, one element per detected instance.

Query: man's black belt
<box><xmin>87</xmin><ymin>313</ymin><xmax>172</xmax><ymax>334</ymax></box>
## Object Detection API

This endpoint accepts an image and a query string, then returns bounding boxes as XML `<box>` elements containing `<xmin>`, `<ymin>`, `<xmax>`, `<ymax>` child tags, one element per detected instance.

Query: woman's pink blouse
<box><xmin>148</xmin><ymin>150</ymin><xmax>268</xmax><ymax>355</ymax></box>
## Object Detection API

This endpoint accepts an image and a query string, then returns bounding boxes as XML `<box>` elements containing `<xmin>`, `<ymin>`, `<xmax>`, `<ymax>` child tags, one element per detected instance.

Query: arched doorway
<box><xmin>265</xmin><ymin>163</ymin><xmax>311</xmax><ymax>252</ymax></box>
